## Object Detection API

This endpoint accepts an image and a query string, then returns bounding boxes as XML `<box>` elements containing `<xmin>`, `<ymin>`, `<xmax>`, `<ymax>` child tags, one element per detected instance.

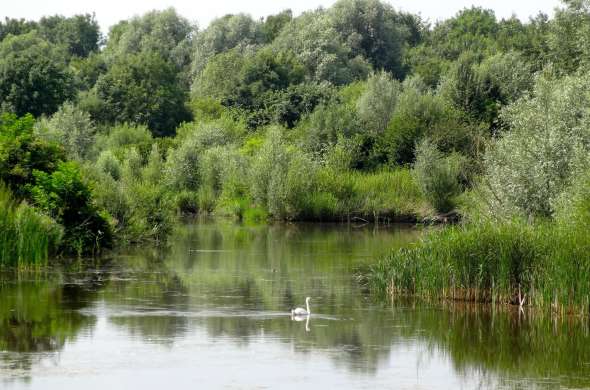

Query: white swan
<box><xmin>291</xmin><ymin>297</ymin><xmax>311</xmax><ymax>316</ymax></box>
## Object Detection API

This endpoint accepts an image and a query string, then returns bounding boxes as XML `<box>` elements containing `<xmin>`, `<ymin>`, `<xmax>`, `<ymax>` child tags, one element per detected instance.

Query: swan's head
<box><xmin>305</xmin><ymin>297</ymin><xmax>311</xmax><ymax>304</ymax></box>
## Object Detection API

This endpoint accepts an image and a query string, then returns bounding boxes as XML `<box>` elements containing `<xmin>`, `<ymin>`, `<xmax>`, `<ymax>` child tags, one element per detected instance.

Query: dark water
<box><xmin>1</xmin><ymin>222</ymin><xmax>590</xmax><ymax>389</ymax></box>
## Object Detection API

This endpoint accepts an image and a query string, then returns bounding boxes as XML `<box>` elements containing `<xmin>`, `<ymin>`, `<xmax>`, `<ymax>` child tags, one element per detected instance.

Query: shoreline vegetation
<box><xmin>1</xmin><ymin>1</ymin><xmax>590</xmax><ymax>314</ymax></box>
<box><xmin>363</xmin><ymin>220</ymin><xmax>590</xmax><ymax>316</ymax></box>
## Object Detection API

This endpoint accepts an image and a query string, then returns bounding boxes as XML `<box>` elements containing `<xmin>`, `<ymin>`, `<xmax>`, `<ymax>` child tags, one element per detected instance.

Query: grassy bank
<box><xmin>0</xmin><ymin>185</ymin><xmax>63</xmax><ymax>267</ymax></box>
<box><xmin>364</xmin><ymin>220</ymin><xmax>590</xmax><ymax>315</ymax></box>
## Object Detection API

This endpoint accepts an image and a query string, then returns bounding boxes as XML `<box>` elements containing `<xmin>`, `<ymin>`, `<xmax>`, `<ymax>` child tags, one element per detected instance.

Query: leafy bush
<box><xmin>356</xmin><ymin>71</ymin><xmax>401</xmax><ymax>135</ymax></box>
<box><xmin>250</xmin><ymin>126</ymin><xmax>317</xmax><ymax>219</ymax></box>
<box><xmin>385</xmin><ymin>88</ymin><xmax>475</xmax><ymax>165</ymax></box>
<box><xmin>35</xmin><ymin>102</ymin><xmax>96</xmax><ymax>160</ymax></box>
<box><xmin>96</xmin><ymin>150</ymin><xmax>122</xmax><ymax>181</ymax></box>
<box><xmin>96</xmin><ymin>123</ymin><xmax>153</xmax><ymax>159</ymax></box>
<box><xmin>29</xmin><ymin>162</ymin><xmax>112</xmax><ymax>254</ymax></box>
<box><xmin>481</xmin><ymin>72</ymin><xmax>590</xmax><ymax>219</ymax></box>
<box><xmin>0</xmin><ymin>113</ymin><xmax>65</xmax><ymax>196</ymax></box>
<box><xmin>413</xmin><ymin>139</ymin><xmax>464</xmax><ymax>213</ymax></box>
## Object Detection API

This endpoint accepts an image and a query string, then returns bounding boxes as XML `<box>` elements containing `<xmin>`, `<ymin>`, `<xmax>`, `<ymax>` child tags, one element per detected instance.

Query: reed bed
<box><xmin>0</xmin><ymin>185</ymin><xmax>62</xmax><ymax>267</ymax></box>
<box><xmin>365</xmin><ymin>220</ymin><xmax>590</xmax><ymax>315</ymax></box>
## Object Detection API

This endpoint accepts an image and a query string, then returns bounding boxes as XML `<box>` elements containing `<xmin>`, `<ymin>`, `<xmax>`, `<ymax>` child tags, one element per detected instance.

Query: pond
<box><xmin>1</xmin><ymin>221</ymin><xmax>590</xmax><ymax>389</ymax></box>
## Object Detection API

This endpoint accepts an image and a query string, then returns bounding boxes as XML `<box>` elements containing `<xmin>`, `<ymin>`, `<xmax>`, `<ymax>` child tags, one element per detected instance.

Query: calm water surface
<box><xmin>1</xmin><ymin>222</ymin><xmax>590</xmax><ymax>389</ymax></box>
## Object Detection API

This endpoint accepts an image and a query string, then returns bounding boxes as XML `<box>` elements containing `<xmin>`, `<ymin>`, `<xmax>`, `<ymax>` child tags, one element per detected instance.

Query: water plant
<box><xmin>0</xmin><ymin>184</ymin><xmax>63</xmax><ymax>266</ymax></box>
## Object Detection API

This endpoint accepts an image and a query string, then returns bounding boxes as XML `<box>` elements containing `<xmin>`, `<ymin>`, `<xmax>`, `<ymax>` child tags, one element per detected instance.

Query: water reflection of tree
<box><xmin>401</xmin><ymin>306</ymin><xmax>590</xmax><ymax>388</ymax></box>
<box><xmin>157</xmin><ymin>223</ymin><xmax>590</xmax><ymax>385</ymax></box>
<box><xmin>0</xmin><ymin>276</ymin><xmax>99</xmax><ymax>379</ymax></box>
<box><xmin>4</xmin><ymin>222</ymin><xmax>590</xmax><ymax>388</ymax></box>
<box><xmin>101</xmin><ymin>249</ymin><xmax>191</xmax><ymax>344</ymax></box>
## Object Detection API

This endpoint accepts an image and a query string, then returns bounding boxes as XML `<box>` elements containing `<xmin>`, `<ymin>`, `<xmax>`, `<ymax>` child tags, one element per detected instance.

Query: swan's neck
<box><xmin>306</xmin><ymin>300</ymin><xmax>310</xmax><ymax>314</ymax></box>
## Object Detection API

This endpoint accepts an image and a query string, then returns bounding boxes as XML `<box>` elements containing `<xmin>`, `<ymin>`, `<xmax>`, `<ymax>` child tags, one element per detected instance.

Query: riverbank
<box><xmin>363</xmin><ymin>220</ymin><xmax>590</xmax><ymax>316</ymax></box>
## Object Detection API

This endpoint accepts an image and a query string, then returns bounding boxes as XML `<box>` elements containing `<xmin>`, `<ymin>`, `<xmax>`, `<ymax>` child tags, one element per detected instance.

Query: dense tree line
<box><xmin>2</xmin><ymin>0</ymin><xmax>590</xmax><ymax>262</ymax></box>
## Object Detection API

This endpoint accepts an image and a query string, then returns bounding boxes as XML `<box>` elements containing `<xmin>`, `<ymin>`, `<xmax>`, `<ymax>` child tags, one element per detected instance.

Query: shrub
<box><xmin>125</xmin><ymin>180</ymin><xmax>173</xmax><ymax>242</ymax></box>
<box><xmin>413</xmin><ymin>139</ymin><xmax>464</xmax><ymax>213</ymax></box>
<box><xmin>356</xmin><ymin>71</ymin><xmax>401</xmax><ymax>135</ymax></box>
<box><xmin>35</xmin><ymin>102</ymin><xmax>96</xmax><ymax>160</ymax></box>
<box><xmin>96</xmin><ymin>150</ymin><xmax>122</xmax><ymax>180</ymax></box>
<box><xmin>164</xmin><ymin>136</ymin><xmax>201</xmax><ymax>192</ymax></box>
<box><xmin>250</xmin><ymin>126</ymin><xmax>317</xmax><ymax>219</ymax></box>
<box><xmin>0</xmin><ymin>113</ymin><xmax>65</xmax><ymax>197</ymax></box>
<box><xmin>174</xmin><ymin>190</ymin><xmax>199</xmax><ymax>214</ymax></box>
<box><xmin>97</xmin><ymin>123</ymin><xmax>153</xmax><ymax>158</ymax></box>
<box><xmin>385</xmin><ymin>87</ymin><xmax>474</xmax><ymax>165</ymax></box>
<box><xmin>29</xmin><ymin>161</ymin><xmax>113</xmax><ymax>255</ymax></box>
<box><xmin>90</xmin><ymin>169</ymin><xmax>131</xmax><ymax>234</ymax></box>
<box><xmin>481</xmin><ymin>72</ymin><xmax>590</xmax><ymax>220</ymax></box>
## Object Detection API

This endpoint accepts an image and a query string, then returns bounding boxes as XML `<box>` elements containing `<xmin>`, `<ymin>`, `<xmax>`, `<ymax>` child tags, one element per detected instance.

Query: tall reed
<box><xmin>0</xmin><ymin>185</ymin><xmax>62</xmax><ymax>267</ymax></box>
<box><xmin>365</xmin><ymin>220</ymin><xmax>590</xmax><ymax>315</ymax></box>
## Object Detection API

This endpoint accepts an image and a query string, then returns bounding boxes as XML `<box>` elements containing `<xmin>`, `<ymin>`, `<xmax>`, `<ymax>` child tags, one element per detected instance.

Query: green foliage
<box><xmin>0</xmin><ymin>184</ymin><xmax>63</xmax><ymax>266</ymax></box>
<box><xmin>555</xmin><ymin>168</ymin><xmax>590</xmax><ymax>229</ymax></box>
<box><xmin>413</xmin><ymin>139</ymin><xmax>464</xmax><ymax>213</ymax></box>
<box><xmin>366</xmin><ymin>218</ymin><xmax>590</xmax><ymax>314</ymax></box>
<box><xmin>0</xmin><ymin>18</ymin><xmax>37</xmax><ymax>41</ymax></box>
<box><xmin>37</xmin><ymin>14</ymin><xmax>102</xmax><ymax>58</ymax></box>
<box><xmin>92</xmin><ymin>52</ymin><xmax>191</xmax><ymax>136</ymax></box>
<box><xmin>439</xmin><ymin>51</ymin><xmax>533</xmax><ymax>126</ymax></box>
<box><xmin>29</xmin><ymin>162</ymin><xmax>112</xmax><ymax>254</ymax></box>
<box><xmin>192</xmin><ymin>49</ymin><xmax>247</xmax><ymax>102</ymax></box>
<box><xmin>0</xmin><ymin>31</ymin><xmax>75</xmax><ymax>117</ymax></box>
<box><xmin>165</xmin><ymin>121</ymin><xmax>233</xmax><ymax>192</ymax></box>
<box><xmin>71</xmin><ymin>52</ymin><xmax>108</xmax><ymax>90</ymax></box>
<box><xmin>191</xmin><ymin>13</ymin><xmax>264</xmax><ymax>79</ymax></box>
<box><xmin>481</xmin><ymin>71</ymin><xmax>590</xmax><ymax>220</ymax></box>
<box><xmin>356</xmin><ymin>71</ymin><xmax>401</xmax><ymax>135</ymax></box>
<box><xmin>261</xmin><ymin>10</ymin><xmax>293</xmax><ymax>42</ymax></box>
<box><xmin>330</xmin><ymin>0</ymin><xmax>417</xmax><ymax>78</ymax></box>
<box><xmin>96</xmin><ymin>150</ymin><xmax>122</xmax><ymax>181</ymax></box>
<box><xmin>99</xmin><ymin>123</ymin><xmax>153</xmax><ymax>158</ymax></box>
<box><xmin>91</xmin><ymin>145</ymin><xmax>173</xmax><ymax>243</ymax></box>
<box><xmin>349</xmin><ymin>169</ymin><xmax>425</xmax><ymax>220</ymax></box>
<box><xmin>547</xmin><ymin>0</ymin><xmax>590</xmax><ymax>74</ymax></box>
<box><xmin>430</xmin><ymin>7</ymin><xmax>499</xmax><ymax>60</ymax></box>
<box><xmin>250</xmin><ymin>127</ymin><xmax>294</xmax><ymax>218</ymax></box>
<box><xmin>385</xmin><ymin>88</ymin><xmax>474</xmax><ymax>165</ymax></box>
<box><xmin>124</xmin><ymin>180</ymin><xmax>173</xmax><ymax>242</ymax></box>
<box><xmin>299</xmin><ymin>83</ymin><xmax>365</xmax><ymax>153</ymax></box>
<box><xmin>271</xmin><ymin>10</ymin><xmax>371</xmax><ymax>85</ymax></box>
<box><xmin>254</xmin><ymin>82</ymin><xmax>336</xmax><ymax>129</ymax></box>
<box><xmin>0</xmin><ymin>14</ymin><xmax>101</xmax><ymax>58</ymax></box>
<box><xmin>105</xmin><ymin>8</ymin><xmax>193</xmax><ymax>67</ymax></box>
<box><xmin>35</xmin><ymin>103</ymin><xmax>96</xmax><ymax>160</ymax></box>
<box><xmin>0</xmin><ymin>113</ymin><xmax>65</xmax><ymax>196</ymax></box>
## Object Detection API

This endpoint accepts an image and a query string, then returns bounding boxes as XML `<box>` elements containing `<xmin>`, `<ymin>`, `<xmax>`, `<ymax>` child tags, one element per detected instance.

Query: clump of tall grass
<box><xmin>413</xmin><ymin>139</ymin><xmax>464</xmax><ymax>213</ymax></box>
<box><xmin>309</xmin><ymin>167</ymin><xmax>429</xmax><ymax>222</ymax></box>
<box><xmin>365</xmin><ymin>219</ymin><xmax>590</xmax><ymax>315</ymax></box>
<box><xmin>0</xmin><ymin>185</ymin><xmax>63</xmax><ymax>267</ymax></box>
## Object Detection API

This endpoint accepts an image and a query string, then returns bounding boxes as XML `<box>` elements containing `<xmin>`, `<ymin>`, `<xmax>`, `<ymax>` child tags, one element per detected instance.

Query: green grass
<box><xmin>201</xmin><ymin>167</ymin><xmax>430</xmax><ymax>223</ymax></box>
<box><xmin>299</xmin><ymin>167</ymin><xmax>430</xmax><ymax>222</ymax></box>
<box><xmin>364</xmin><ymin>220</ymin><xmax>590</xmax><ymax>315</ymax></box>
<box><xmin>0</xmin><ymin>185</ymin><xmax>63</xmax><ymax>267</ymax></box>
